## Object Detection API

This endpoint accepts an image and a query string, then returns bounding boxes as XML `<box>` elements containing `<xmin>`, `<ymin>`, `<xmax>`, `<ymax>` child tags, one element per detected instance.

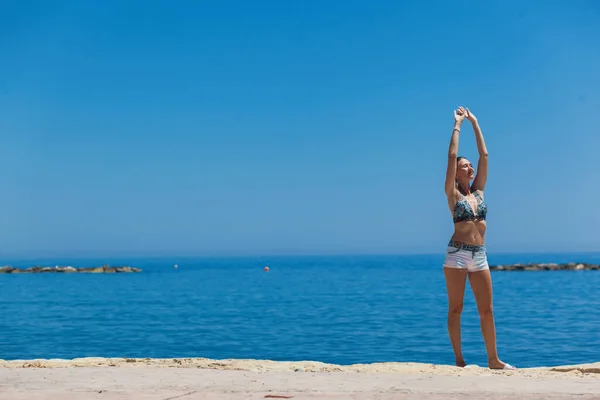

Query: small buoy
<box><xmin>174</xmin><ymin>264</ymin><xmax>178</xmax><ymax>269</ymax></box>
<box><xmin>264</xmin><ymin>266</ymin><xmax>269</xmax><ymax>272</ymax></box>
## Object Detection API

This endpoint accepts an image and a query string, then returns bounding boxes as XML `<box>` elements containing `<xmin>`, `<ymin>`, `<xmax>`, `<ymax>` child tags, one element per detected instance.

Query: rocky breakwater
<box><xmin>490</xmin><ymin>262</ymin><xmax>600</xmax><ymax>271</ymax></box>
<box><xmin>0</xmin><ymin>265</ymin><xmax>141</xmax><ymax>274</ymax></box>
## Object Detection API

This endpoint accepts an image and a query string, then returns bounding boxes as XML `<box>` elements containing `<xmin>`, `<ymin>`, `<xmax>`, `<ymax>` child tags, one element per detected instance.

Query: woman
<box><xmin>443</xmin><ymin>106</ymin><xmax>515</xmax><ymax>370</ymax></box>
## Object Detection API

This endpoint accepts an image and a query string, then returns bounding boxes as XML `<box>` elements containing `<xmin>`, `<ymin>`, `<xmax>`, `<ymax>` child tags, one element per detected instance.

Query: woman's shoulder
<box><xmin>472</xmin><ymin>188</ymin><xmax>485</xmax><ymax>198</ymax></box>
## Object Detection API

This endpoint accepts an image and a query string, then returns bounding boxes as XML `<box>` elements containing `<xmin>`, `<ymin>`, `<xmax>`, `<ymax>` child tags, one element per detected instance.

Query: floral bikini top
<box><xmin>453</xmin><ymin>191</ymin><xmax>487</xmax><ymax>223</ymax></box>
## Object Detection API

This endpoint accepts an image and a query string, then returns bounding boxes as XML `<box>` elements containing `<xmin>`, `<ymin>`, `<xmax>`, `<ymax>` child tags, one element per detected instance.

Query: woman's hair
<box><xmin>455</xmin><ymin>156</ymin><xmax>471</xmax><ymax>194</ymax></box>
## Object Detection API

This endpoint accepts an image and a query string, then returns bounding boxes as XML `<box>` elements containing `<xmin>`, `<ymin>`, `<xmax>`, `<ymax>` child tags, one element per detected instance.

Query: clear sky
<box><xmin>1</xmin><ymin>1</ymin><xmax>599</xmax><ymax>258</ymax></box>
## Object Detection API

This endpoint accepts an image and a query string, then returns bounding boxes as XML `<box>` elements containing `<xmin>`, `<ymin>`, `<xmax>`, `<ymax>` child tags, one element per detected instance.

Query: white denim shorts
<box><xmin>443</xmin><ymin>240</ymin><xmax>489</xmax><ymax>272</ymax></box>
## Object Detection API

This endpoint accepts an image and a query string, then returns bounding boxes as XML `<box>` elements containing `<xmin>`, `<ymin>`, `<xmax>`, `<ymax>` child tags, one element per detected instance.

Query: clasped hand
<box><xmin>453</xmin><ymin>106</ymin><xmax>477</xmax><ymax>125</ymax></box>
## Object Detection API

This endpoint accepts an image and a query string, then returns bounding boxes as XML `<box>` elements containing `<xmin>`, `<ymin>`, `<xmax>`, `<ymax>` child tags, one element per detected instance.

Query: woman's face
<box><xmin>457</xmin><ymin>158</ymin><xmax>475</xmax><ymax>183</ymax></box>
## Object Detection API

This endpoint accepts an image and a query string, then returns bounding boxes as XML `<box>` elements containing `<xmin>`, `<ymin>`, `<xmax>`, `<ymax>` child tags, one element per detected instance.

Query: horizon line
<box><xmin>1</xmin><ymin>249</ymin><xmax>599</xmax><ymax>262</ymax></box>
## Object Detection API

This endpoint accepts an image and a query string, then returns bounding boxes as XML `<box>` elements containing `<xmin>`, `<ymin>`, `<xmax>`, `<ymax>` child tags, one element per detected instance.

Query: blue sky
<box><xmin>0</xmin><ymin>1</ymin><xmax>599</xmax><ymax>258</ymax></box>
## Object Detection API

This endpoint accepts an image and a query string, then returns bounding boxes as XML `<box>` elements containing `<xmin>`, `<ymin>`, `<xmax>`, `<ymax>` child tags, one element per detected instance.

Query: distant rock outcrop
<box><xmin>0</xmin><ymin>265</ymin><xmax>142</xmax><ymax>274</ymax></box>
<box><xmin>490</xmin><ymin>262</ymin><xmax>599</xmax><ymax>271</ymax></box>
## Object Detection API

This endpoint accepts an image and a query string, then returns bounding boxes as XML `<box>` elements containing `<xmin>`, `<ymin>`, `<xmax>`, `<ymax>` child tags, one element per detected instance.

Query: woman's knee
<box><xmin>448</xmin><ymin>302</ymin><xmax>464</xmax><ymax>316</ymax></box>
<box><xmin>478</xmin><ymin>305</ymin><xmax>494</xmax><ymax>319</ymax></box>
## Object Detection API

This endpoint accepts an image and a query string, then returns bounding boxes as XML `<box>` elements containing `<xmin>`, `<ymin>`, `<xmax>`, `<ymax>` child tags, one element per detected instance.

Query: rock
<box><xmin>490</xmin><ymin>262</ymin><xmax>599</xmax><ymax>271</ymax></box>
<box><xmin>115</xmin><ymin>267</ymin><xmax>141</xmax><ymax>273</ymax></box>
<box><xmin>0</xmin><ymin>265</ymin><xmax>142</xmax><ymax>274</ymax></box>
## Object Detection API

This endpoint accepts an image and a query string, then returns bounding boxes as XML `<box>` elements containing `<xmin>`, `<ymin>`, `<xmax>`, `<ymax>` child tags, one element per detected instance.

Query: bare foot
<box><xmin>488</xmin><ymin>359</ymin><xmax>515</xmax><ymax>370</ymax></box>
<box><xmin>456</xmin><ymin>360</ymin><xmax>467</xmax><ymax>367</ymax></box>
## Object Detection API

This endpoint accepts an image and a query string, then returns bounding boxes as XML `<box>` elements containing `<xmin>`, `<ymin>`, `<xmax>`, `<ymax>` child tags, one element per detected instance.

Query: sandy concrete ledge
<box><xmin>1</xmin><ymin>357</ymin><xmax>600</xmax><ymax>375</ymax></box>
<box><xmin>0</xmin><ymin>358</ymin><xmax>599</xmax><ymax>400</ymax></box>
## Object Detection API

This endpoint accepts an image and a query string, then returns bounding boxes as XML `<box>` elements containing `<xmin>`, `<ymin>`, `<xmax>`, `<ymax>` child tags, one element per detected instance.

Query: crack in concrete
<box><xmin>162</xmin><ymin>390</ymin><xmax>200</xmax><ymax>400</ymax></box>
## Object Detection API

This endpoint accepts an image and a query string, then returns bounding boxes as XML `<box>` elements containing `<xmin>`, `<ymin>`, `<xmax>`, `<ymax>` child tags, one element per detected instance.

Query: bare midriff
<box><xmin>451</xmin><ymin>220</ymin><xmax>486</xmax><ymax>246</ymax></box>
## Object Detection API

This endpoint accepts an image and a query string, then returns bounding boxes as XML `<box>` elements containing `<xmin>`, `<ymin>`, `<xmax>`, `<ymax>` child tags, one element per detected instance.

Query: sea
<box><xmin>1</xmin><ymin>252</ymin><xmax>599</xmax><ymax>368</ymax></box>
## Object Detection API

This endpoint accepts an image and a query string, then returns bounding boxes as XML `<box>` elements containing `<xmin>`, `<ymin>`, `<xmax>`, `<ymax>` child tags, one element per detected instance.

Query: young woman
<box><xmin>443</xmin><ymin>106</ymin><xmax>515</xmax><ymax>370</ymax></box>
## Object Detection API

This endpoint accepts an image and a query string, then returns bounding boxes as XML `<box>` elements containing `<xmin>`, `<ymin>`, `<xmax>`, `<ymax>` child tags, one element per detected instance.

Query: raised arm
<box><xmin>445</xmin><ymin>107</ymin><xmax>466</xmax><ymax>197</ymax></box>
<box><xmin>466</xmin><ymin>108</ymin><xmax>488</xmax><ymax>191</ymax></box>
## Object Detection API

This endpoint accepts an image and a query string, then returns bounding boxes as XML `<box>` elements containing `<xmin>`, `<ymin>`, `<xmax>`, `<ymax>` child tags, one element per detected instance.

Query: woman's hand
<box><xmin>453</xmin><ymin>106</ymin><xmax>467</xmax><ymax>125</ymax></box>
<box><xmin>466</xmin><ymin>108</ymin><xmax>478</xmax><ymax>124</ymax></box>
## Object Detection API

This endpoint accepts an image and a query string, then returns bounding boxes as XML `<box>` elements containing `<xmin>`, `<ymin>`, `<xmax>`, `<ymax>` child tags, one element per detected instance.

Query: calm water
<box><xmin>1</xmin><ymin>253</ymin><xmax>599</xmax><ymax>368</ymax></box>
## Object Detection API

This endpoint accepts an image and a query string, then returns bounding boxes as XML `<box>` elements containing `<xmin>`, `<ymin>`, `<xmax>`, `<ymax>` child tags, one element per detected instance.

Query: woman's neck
<box><xmin>457</xmin><ymin>181</ymin><xmax>471</xmax><ymax>195</ymax></box>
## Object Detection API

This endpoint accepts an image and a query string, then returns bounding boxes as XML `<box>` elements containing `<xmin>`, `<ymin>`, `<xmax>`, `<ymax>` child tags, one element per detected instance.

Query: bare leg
<box><xmin>443</xmin><ymin>267</ymin><xmax>468</xmax><ymax>367</ymax></box>
<box><xmin>468</xmin><ymin>269</ymin><xmax>506</xmax><ymax>369</ymax></box>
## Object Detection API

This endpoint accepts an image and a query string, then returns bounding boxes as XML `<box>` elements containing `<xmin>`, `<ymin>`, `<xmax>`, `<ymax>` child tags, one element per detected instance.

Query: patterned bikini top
<box><xmin>453</xmin><ymin>191</ymin><xmax>487</xmax><ymax>223</ymax></box>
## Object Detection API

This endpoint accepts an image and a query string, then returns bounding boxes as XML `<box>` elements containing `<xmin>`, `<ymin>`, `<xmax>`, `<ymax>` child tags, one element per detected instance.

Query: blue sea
<box><xmin>1</xmin><ymin>252</ymin><xmax>599</xmax><ymax>368</ymax></box>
